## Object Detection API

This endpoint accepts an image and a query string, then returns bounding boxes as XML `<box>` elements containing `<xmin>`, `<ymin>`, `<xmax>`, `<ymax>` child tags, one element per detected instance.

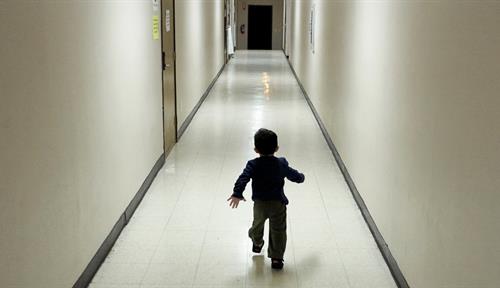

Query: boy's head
<box><xmin>254</xmin><ymin>128</ymin><xmax>278</xmax><ymax>155</ymax></box>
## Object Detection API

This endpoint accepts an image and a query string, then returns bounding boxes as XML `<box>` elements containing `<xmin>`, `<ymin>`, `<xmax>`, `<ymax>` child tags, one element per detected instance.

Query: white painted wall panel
<box><xmin>175</xmin><ymin>0</ymin><xmax>225</xmax><ymax>126</ymax></box>
<box><xmin>287</xmin><ymin>1</ymin><xmax>500</xmax><ymax>287</ymax></box>
<box><xmin>0</xmin><ymin>2</ymin><xmax>163</xmax><ymax>287</ymax></box>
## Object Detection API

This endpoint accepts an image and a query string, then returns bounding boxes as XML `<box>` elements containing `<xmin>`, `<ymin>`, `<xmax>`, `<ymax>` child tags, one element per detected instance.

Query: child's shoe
<box><xmin>271</xmin><ymin>258</ymin><xmax>284</xmax><ymax>270</ymax></box>
<box><xmin>252</xmin><ymin>241</ymin><xmax>264</xmax><ymax>253</ymax></box>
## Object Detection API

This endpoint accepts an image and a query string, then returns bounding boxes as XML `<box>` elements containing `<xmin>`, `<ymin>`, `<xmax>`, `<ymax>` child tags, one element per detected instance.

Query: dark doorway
<box><xmin>248</xmin><ymin>5</ymin><xmax>273</xmax><ymax>50</ymax></box>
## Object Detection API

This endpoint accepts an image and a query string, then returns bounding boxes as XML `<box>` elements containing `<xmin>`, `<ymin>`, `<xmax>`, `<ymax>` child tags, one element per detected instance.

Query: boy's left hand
<box><xmin>227</xmin><ymin>196</ymin><xmax>246</xmax><ymax>209</ymax></box>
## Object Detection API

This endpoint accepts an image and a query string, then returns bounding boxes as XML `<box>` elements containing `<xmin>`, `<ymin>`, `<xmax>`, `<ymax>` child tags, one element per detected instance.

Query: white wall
<box><xmin>287</xmin><ymin>1</ymin><xmax>500</xmax><ymax>288</ymax></box>
<box><xmin>175</xmin><ymin>0</ymin><xmax>225</xmax><ymax>126</ymax></box>
<box><xmin>0</xmin><ymin>2</ymin><xmax>163</xmax><ymax>287</ymax></box>
<box><xmin>236</xmin><ymin>0</ymin><xmax>284</xmax><ymax>50</ymax></box>
<box><xmin>284</xmin><ymin>0</ymin><xmax>291</xmax><ymax>55</ymax></box>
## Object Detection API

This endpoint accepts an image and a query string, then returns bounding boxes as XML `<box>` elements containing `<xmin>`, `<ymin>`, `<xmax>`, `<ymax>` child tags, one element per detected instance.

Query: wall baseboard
<box><xmin>73</xmin><ymin>153</ymin><xmax>165</xmax><ymax>288</ymax></box>
<box><xmin>286</xmin><ymin>57</ymin><xmax>410</xmax><ymax>288</ymax></box>
<box><xmin>177</xmin><ymin>63</ymin><xmax>226</xmax><ymax>140</ymax></box>
<box><xmin>124</xmin><ymin>154</ymin><xmax>166</xmax><ymax>223</ymax></box>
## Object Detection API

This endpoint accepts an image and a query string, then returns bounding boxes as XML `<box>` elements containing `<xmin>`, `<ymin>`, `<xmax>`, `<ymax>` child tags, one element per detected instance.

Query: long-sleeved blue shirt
<box><xmin>232</xmin><ymin>156</ymin><xmax>305</xmax><ymax>205</ymax></box>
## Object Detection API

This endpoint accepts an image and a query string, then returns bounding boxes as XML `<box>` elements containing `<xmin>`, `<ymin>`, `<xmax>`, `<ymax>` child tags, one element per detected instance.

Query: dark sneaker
<box><xmin>271</xmin><ymin>258</ymin><xmax>284</xmax><ymax>270</ymax></box>
<box><xmin>252</xmin><ymin>241</ymin><xmax>264</xmax><ymax>253</ymax></box>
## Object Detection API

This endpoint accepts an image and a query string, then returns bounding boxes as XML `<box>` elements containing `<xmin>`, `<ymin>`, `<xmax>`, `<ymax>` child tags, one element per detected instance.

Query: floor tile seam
<box><xmin>305</xmin><ymin>144</ymin><xmax>392</xmax><ymax>285</ymax></box>
<box><xmin>180</xmin><ymin>150</ymin><xmax>200</xmax><ymax>178</ymax></box>
<box><xmin>280</xmin><ymin>51</ymin><xmax>355</xmax><ymax>288</ymax></box>
<box><xmin>137</xmin><ymin>158</ymin><xmax>192</xmax><ymax>286</ymax></box>
<box><xmin>182</xmin><ymin>70</ymin><xmax>237</xmax><ymax>200</ymax></box>
<box><xmin>311</xmin><ymin>170</ymin><xmax>355</xmax><ymax>288</ymax></box>
<box><xmin>189</xmin><ymin>204</ymin><xmax>217</xmax><ymax>287</ymax></box>
<box><xmin>186</xmin><ymin>79</ymin><xmax>230</xmax><ymax>196</ymax></box>
<box><xmin>285</xmin><ymin>209</ymin><xmax>300</xmax><ymax>288</ymax></box>
<box><xmin>219</xmin><ymin>152</ymin><xmax>251</xmax><ymax>288</ymax></box>
<box><xmin>269</xmin><ymin>54</ymin><xmax>303</xmax><ymax>288</ymax></box>
<box><xmin>307</xmin><ymin>153</ymin><xmax>357</xmax><ymax>285</ymax></box>
<box><xmin>189</xmin><ymin>145</ymin><xmax>226</xmax><ymax>286</ymax></box>
<box><xmin>211</xmin><ymin>134</ymin><xmax>233</xmax><ymax>180</ymax></box>
<box><xmin>186</xmin><ymin>70</ymin><xmax>236</xmax><ymax>151</ymax></box>
<box><xmin>168</xmin><ymin>148</ymin><xmax>199</xmax><ymax>176</ymax></box>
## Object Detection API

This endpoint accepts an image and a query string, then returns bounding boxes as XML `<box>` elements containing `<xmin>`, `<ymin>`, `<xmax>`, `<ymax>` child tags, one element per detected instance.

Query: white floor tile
<box><xmin>150</xmin><ymin>243</ymin><xmax>202</xmax><ymax>265</ymax></box>
<box><xmin>246</xmin><ymin>261</ymin><xmax>298</xmax><ymax>287</ymax></box>
<box><xmin>141</xmin><ymin>263</ymin><xmax>196</xmax><ymax>286</ymax></box>
<box><xmin>105</xmin><ymin>246</ymin><xmax>156</xmax><ymax>264</ymax></box>
<box><xmin>193</xmin><ymin>264</ymin><xmax>246</xmax><ymax>287</ymax></box>
<box><xmin>345</xmin><ymin>264</ymin><xmax>397</xmax><ymax>288</ymax></box>
<box><xmin>91</xmin><ymin>263</ymin><xmax>148</xmax><ymax>285</ymax></box>
<box><xmin>339</xmin><ymin>247</ymin><xmax>387</xmax><ymax>268</ymax></box>
<box><xmin>157</xmin><ymin>229</ymin><xmax>206</xmax><ymax>247</ymax></box>
<box><xmin>198</xmin><ymin>243</ymin><xmax>249</xmax><ymax>266</ymax></box>
<box><xmin>296</xmin><ymin>263</ymin><xmax>350</xmax><ymax>288</ymax></box>
<box><xmin>294</xmin><ymin>245</ymin><xmax>342</xmax><ymax>268</ymax></box>
<box><xmin>89</xmin><ymin>284</ymin><xmax>140</xmax><ymax>288</ymax></box>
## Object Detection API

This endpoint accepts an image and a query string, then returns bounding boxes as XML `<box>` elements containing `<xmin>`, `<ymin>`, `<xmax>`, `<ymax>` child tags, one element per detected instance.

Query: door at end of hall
<box><xmin>248</xmin><ymin>5</ymin><xmax>273</xmax><ymax>50</ymax></box>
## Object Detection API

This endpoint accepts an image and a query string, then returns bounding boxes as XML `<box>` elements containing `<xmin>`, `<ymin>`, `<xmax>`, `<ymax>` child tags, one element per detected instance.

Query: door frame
<box><xmin>161</xmin><ymin>0</ymin><xmax>178</xmax><ymax>156</ymax></box>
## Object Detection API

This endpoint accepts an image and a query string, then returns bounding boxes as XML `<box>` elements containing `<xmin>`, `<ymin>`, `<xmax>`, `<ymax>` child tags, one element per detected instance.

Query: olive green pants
<box><xmin>248</xmin><ymin>200</ymin><xmax>287</xmax><ymax>259</ymax></box>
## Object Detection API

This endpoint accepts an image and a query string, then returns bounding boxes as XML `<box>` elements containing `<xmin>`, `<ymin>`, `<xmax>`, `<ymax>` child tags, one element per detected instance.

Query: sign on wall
<box><xmin>153</xmin><ymin>15</ymin><xmax>160</xmax><ymax>40</ymax></box>
<box><xmin>309</xmin><ymin>4</ymin><xmax>316</xmax><ymax>54</ymax></box>
<box><xmin>152</xmin><ymin>0</ymin><xmax>159</xmax><ymax>11</ymax></box>
<box><xmin>165</xmin><ymin>9</ymin><xmax>171</xmax><ymax>32</ymax></box>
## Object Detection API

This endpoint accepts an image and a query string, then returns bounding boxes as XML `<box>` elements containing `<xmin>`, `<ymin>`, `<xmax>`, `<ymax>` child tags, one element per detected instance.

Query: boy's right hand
<box><xmin>227</xmin><ymin>196</ymin><xmax>246</xmax><ymax>209</ymax></box>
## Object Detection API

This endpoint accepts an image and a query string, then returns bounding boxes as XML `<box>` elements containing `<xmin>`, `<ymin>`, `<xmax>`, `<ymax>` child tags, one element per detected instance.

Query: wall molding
<box><xmin>177</xmin><ymin>63</ymin><xmax>226</xmax><ymax>140</ymax></box>
<box><xmin>73</xmin><ymin>153</ymin><xmax>165</xmax><ymax>288</ymax></box>
<box><xmin>286</xmin><ymin>57</ymin><xmax>410</xmax><ymax>288</ymax></box>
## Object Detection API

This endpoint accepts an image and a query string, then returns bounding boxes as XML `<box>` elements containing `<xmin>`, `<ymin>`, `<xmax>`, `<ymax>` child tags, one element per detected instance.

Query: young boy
<box><xmin>227</xmin><ymin>128</ymin><xmax>305</xmax><ymax>270</ymax></box>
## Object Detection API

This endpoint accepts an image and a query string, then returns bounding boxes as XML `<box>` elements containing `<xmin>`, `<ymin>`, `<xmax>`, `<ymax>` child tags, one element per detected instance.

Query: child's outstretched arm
<box><xmin>281</xmin><ymin>158</ymin><xmax>305</xmax><ymax>183</ymax></box>
<box><xmin>228</xmin><ymin>161</ymin><xmax>254</xmax><ymax>209</ymax></box>
<box><xmin>286</xmin><ymin>166</ymin><xmax>305</xmax><ymax>183</ymax></box>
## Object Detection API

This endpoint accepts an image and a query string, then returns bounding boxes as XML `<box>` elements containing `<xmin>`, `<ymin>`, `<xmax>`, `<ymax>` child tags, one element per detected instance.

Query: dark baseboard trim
<box><xmin>125</xmin><ymin>155</ymin><xmax>165</xmax><ymax>222</ymax></box>
<box><xmin>177</xmin><ymin>63</ymin><xmax>226</xmax><ymax>140</ymax></box>
<box><xmin>286</xmin><ymin>57</ymin><xmax>410</xmax><ymax>288</ymax></box>
<box><xmin>72</xmin><ymin>213</ymin><xmax>126</xmax><ymax>288</ymax></box>
<box><xmin>73</xmin><ymin>153</ymin><xmax>165</xmax><ymax>288</ymax></box>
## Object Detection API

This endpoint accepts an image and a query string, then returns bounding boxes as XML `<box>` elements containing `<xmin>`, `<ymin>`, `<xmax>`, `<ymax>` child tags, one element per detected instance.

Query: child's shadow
<box><xmin>250</xmin><ymin>255</ymin><xmax>266</xmax><ymax>275</ymax></box>
<box><xmin>247</xmin><ymin>254</ymin><xmax>321</xmax><ymax>286</ymax></box>
<box><xmin>249</xmin><ymin>253</ymin><xmax>320</xmax><ymax>277</ymax></box>
<box><xmin>297</xmin><ymin>253</ymin><xmax>320</xmax><ymax>267</ymax></box>
<box><xmin>250</xmin><ymin>253</ymin><xmax>320</xmax><ymax>270</ymax></box>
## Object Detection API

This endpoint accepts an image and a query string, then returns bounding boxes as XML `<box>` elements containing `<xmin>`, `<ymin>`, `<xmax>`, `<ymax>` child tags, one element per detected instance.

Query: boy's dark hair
<box><xmin>254</xmin><ymin>128</ymin><xmax>278</xmax><ymax>155</ymax></box>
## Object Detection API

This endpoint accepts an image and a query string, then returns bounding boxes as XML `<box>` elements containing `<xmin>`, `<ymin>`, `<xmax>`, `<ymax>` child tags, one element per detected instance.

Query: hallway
<box><xmin>89</xmin><ymin>51</ymin><xmax>396</xmax><ymax>288</ymax></box>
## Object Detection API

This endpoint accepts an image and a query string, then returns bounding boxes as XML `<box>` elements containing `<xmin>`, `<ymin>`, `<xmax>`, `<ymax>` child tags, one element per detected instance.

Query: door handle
<box><xmin>162</xmin><ymin>52</ymin><xmax>173</xmax><ymax>70</ymax></box>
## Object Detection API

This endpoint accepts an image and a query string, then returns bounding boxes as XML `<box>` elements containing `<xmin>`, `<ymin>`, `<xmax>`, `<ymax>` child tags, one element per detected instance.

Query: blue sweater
<box><xmin>232</xmin><ymin>156</ymin><xmax>305</xmax><ymax>205</ymax></box>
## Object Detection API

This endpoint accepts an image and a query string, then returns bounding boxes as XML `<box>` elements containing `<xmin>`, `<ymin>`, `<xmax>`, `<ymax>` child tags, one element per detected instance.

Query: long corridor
<box><xmin>90</xmin><ymin>51</ymin><xmax>397</xmax><ymax>288</ymax></box>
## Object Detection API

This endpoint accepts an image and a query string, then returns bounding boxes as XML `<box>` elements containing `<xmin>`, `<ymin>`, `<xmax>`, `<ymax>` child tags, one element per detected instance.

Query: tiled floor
<box><xmin>90</xmin><ymin>51</ymin><xmax>397</xmax><ymax>288</ymax></box>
